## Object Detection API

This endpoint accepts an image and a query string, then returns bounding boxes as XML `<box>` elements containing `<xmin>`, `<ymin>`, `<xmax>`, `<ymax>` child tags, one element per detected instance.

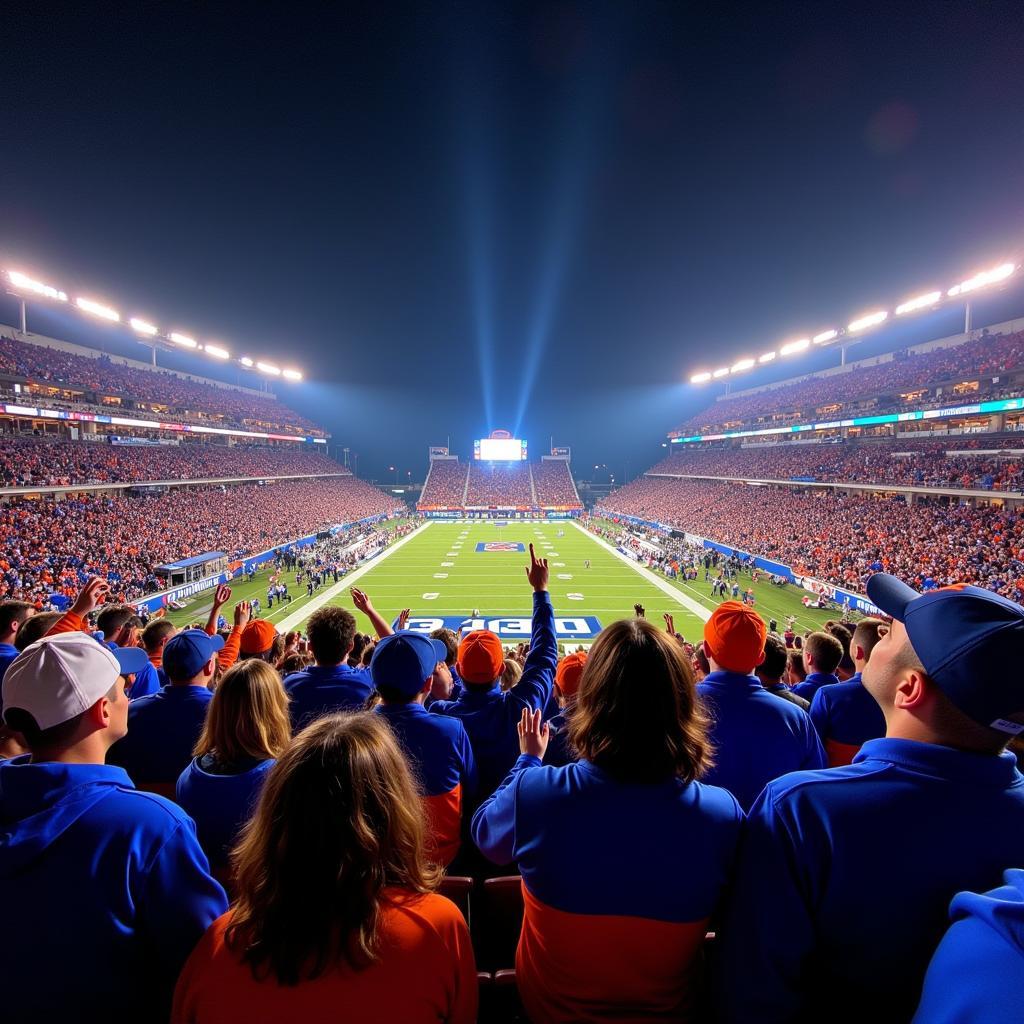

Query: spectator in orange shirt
<box><xmin>172</xmin><ymin>713</ymin><xmax>477</xmax><ymax>1024</ymax></box>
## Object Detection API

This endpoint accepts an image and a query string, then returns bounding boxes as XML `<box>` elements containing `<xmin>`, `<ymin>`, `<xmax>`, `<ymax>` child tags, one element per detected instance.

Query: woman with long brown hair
<box><xmin>173</xmin><ymin>713</ymin><xmax>477</xmax><ymax>1024</ymax></box>
<box><xmin>472</xmin><ymin>617</ymin><xmax>744</xmax><ymax>1022</ymax></box>
<box><xmin>175</xmin><ymin>660</ymin><xmax>290</xmax><ymax>874</ymax></box>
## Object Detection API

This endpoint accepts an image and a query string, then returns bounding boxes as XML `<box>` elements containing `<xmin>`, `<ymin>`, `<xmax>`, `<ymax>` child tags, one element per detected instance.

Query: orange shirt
<box><xmin>172</xmin><ymin>891</ymin><xmax>477</xmax><ymax>1024</ymax></box>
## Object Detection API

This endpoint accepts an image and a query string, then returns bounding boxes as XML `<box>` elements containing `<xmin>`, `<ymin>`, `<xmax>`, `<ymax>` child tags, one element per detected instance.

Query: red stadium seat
<box><xmin>438</xmin><ymin>874</ymin><xmax>474</xmax><ymax>926</ymax></box>
<box><xmin>478</xmin><ymin>876</ymin><xmax>525</xmax><ymax>972</ymax></box>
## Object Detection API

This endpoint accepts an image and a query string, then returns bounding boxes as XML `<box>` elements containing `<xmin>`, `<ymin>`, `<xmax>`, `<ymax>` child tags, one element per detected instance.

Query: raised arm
<box><xmin>509</xmin><ymin>544</ymin><xmax>558</xmax><ymax>711</ymax></box>
<box><xmin>350</xmin><ymin>587</ymin><xmax>393</xmax><ymax>639</ymax></box>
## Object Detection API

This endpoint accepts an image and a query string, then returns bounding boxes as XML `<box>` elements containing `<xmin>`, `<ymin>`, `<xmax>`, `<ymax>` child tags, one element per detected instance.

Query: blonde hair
<box><xmin>194</xmin><ymin>660</ymin><xmax>291</xmax><ymax>764</ymax></box>
<box><xmin>500</xmin><ymin>657</ymin><xmax>523</xmax><ymax>691</ymax></box>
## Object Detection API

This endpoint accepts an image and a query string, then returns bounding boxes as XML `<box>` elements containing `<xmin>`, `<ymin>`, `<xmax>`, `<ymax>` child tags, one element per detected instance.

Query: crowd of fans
<box><xmin>419</xmin><ymin>459</ymin><xmax>469</xmax><ymax>507</ymax></box>
<box><xmin>598</xmin><ymin>476</ymin><xmax>1024</xmax><ymax>602</ymax></box>
<box><xmin>0</xmin><ymin>477</ymin><xmax>402</xmax><ymax>605</ymax></box>
<box><xmin>465</xmin><ymin>462</ymin><xmax>534</xmax><ymax>506</ymax></box>
<box><xmin>647</xmin><ymin>437</ymin><xmax>1024</xmax><ymax>492</ymax></box>
<box><xmin>0</xmin><ymin>436</ymin><xmax>346</xmax><ymax>488</ymax></box>
<box><xmin>530</xmin><ymin>460</ymin><xmax>582</xmax><ymax>506</ymax></box>
<box><xmin>679</xmin><ymin>328</ymin><xmax>1024</xmax><ymax>434</ymax></box>
<box><xmin>419</xmin><ymin>459</ymin><xmax>582</xmax><ymax>509</ymax></box>
<box><xmin>0</xmin><ymin>334</ymin><xmax>322</xmax><ymax>434</ymax></box>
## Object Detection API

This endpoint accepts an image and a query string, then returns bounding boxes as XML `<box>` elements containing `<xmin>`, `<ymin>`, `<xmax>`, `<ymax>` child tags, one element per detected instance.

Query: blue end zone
<box><xmin>475</xmin><ymin>541</ymin><xmax>527</xmax><ymax>552</ymax></box>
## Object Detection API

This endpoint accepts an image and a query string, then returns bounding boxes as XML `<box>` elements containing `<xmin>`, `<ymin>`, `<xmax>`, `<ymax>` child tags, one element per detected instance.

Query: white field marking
<box><xmin>547</xmin><ymin>551</ymin><xmax>559</xmax><ymax>556</ymax></box>
<box><xmin>558</xmin><ymin>573</ymin><xmax>573</xmax><ymax>579</ymax></box>
<box><xmin>552</xmin><ymin>562</ymin><xmax>565</xmax><ymax>567</ymax></box>
<box><xmin>447</xmin><ymin>551</ymin><xmax>459</xmax><ymax>557</ymax></box>
<box><xmin>274</xmin><ymin>521</ymin><xmax>433</xmax><ymax>633</ymax></box>
<box><xmin>568</xmin><ymin>593</ymin><xmax>584</xmax><ymax>600</ymax></box>
<box><xmin>434</xmin><ymin>573</ymin><xmax>448</xmax><ymax>579</ymax></box>
<box><xmin>568</xmin><ymin>520</ymin><xmax>711</xmax><ymax>622</ymax></box>
<box><xmin>423</xmin><ymin>593</ymin><xmax>439</xmax><ymax>600</ymax></box>
<box><xmin>442</xmin><ymin>561</ymin><xmax>454</xmax><ymax>567</ymax></box>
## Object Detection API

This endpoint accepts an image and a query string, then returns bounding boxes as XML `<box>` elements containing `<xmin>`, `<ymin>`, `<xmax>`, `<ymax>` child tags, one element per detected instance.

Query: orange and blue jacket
<box><xmin>808</xmin><ymin>673</ymin><xmax>886</xmax><ymax>766</ymax></box>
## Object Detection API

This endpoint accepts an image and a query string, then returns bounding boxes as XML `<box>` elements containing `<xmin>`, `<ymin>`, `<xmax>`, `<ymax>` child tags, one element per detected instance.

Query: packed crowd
<box><xmin>0</xmin><ymin>334</ymin><xmax>322</xmax><ymax>434</ymax></box>
<box><xmin>648</xmin><ymin>437</ymin><xmax>1024</xmax><ymax>492</ymax></box>
<box><xmin>465</xmin><ymin>461</ymin><xmax>534</xmax><ymax>506</ymax></box>
<box><xmin>2</xmin><ymin>541</ymin><xmax>1021</xmax><ymax>1023</ymax></box>
<box><xmin>0</xmin><ymin>477</ymin><xmax>402</xmax><ymax>605</ymax></box>
<box><xmin>0</xmin><ymin>437</ymin><xmax>346</xmax><ymax>488</ymax></box>
<box><xmin>419</xmin><ymin>459</ymin><xmax>469</xmax><ymax>507</ymax></box>
<box><xmin>598</xmin><ymin>476</ymin><xmax>1024</xmax><ymax>601</ymax></box>
<box><xmin>679</xmin><ymin>328</ymin><xmax>1024</xmax><ymax>434</ymax></box>
<box><xmin>530</xmin><ymin>460</ymin><xmax>581</xmax><ymax>506</ymax></box>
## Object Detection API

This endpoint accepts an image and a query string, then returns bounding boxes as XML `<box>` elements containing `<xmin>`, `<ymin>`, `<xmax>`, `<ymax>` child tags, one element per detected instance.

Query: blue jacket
<box><xmin>108</xmin><ymin>685</ymin><xmax>214</xmax><ymax>787</ymax></box>
<box><xmin>431</xmin><ymin>591</ymin><xmax>557</xmax><ymax>800</ymax></box>
<box><xmin>697</xmin><ymin>670</ymin><xmax>827</xmax><ymax>810</ymax></box>
<box><xmin>473</xmin><ymin>754</ymin><xmax>743</xmax><ymax>1020</ymax></box>
<box><xmin>127</xmin><ymin>660</ymin><xmax>163</xmax><ymax>700</ymax></box>
<box><xmin>0</xmin><ymin>758</ymin><xmax>226</xmax><ymax>1022</ymax></box>
<box><xmin>176</xmin><ymin>755</ymin><xmax>275</xmax><ymax>871</ymax></box>
<box><xmin>809</xmin><ymin>673</ymin><xmax>886</xmax><ymax>766</ymax></box>
<box><xmin>0</xmin><ymin>641</ymin><xmax>19</xmax><ymax>686</ymax></box>
<box><xmin>283</xmin><ymin>663</ymin><xmax>373</xmax><ymax>730</ymax></box>
<box><xmin>716</xmin><ymin>738</ymin><xmax>1024</xmax><ymax>1023</ymax></box>
<box><xmin>913</xmin><ymin>869</ymin><xmax>1024</xmax><ymax>1024</ymax></box>
<box><xmin>545</xmin><ymin>709</ymin><xmax>575</xmax><ymax>768</ymax></box>
<box><xmin>792</xmin><ymin>670</ymin><xmax>841</xmax><ymax>701</ymax></box>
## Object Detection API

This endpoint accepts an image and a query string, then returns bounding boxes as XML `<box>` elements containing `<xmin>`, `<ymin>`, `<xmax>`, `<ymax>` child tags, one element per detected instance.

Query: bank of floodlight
<box><xmin>7</xmin><ymin>270</ymin><xmax>68</xmax><ymax>302</ymax></box>
<box><xmin>895</xmin><ymin>291</ymin><xmax>942</xmax><ymax>316</ymax></box>
<box><xmin>169</xmin><ymin>331</ymin><xmax>198</xmax><ymax>349</ymax></box>
<box><xmin>282</xmin><ymin>368</ymin><xmax>303</xmax><ymax>381</ymax></box>
<box><xmin>711</xmin><ymin>367</ymin><xmax>730</xmax><ymax>379</ymax></box>
<box><xmin>780</xmin><ymin>338</ymin><xmax>810</xmax><ymax>356</ymax></box>
<box><xmin>847</xmin><ymin>310</ymin><xmax>888</xmax><ymax>333</ymax></box>
<box><xmin>813</xmin><ymin>329</ymin><xmax>839</xmax><ymax>344</ymax></box>
<box><xmin>130</xmin><ymin>317</ymin><xmax>158</xmax><ymax>336</ymax></box>
<box><xmin>204</xmin><ymin>343</ymin><xmax>230</xmax><ymax>359</ymax></box>
<box><xmin>758</xmin><ymin>351</ymin><xmax>776</xmax><ymax>363</ymax></box>
<box><xmin>75</xmin><ymin>297</ymin><xmax>120</xmax><ymax>322</ymax></box>
<box><xmin>690</xmin><ymin>371</ymin><xmax>712</xmax><ymax>384</ymax></box>
<box><xmin>256</xmin><ymin>361</ymin><xmax>282</xmax><ymax>376</ymax></box>
<box><xmin>947</xmin><ymin>262</ymin><xmax>1015</xmax><ymax>298</ymax></box>
<box><xmin>731</xmin><ymin>357</ymin><xmax>755</xmax><ymax>372</ymax></box>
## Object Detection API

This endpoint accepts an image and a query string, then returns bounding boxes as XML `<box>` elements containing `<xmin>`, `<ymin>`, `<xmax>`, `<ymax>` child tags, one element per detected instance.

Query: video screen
<box><xmin>476</xmin><ymin>437</ymin><xmax>527</xmax><ymax>460</ymax></box>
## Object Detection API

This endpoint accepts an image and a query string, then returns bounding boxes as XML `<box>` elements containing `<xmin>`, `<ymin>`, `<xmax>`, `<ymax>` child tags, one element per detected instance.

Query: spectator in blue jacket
<box><xmin>431</xmin><ymin>543</ymin><xmax>558</xmax><ymax>800</ymax></box>
<box><xmin>283</xmin><ymin>605</ymin><xmax>372</xmax><ymax>729</ymax></box>
<box><xmin>546</xmin><ymin>650</ymin><xmax>587</xmax><ymax>768</ymax></box>
<box><xmin>0</xmin><ymin>600</ymin><xmax>35</xmax><ymax>685</ymax></box>
<box><xmin>0</xmin><ymin>632</ymin><xmax>226</xmax><ymax>1023</ymax></box>
<box><xmin>791</xmin><ymin>630</ymin><xmax>843</xmax><ymax>701</ymax></box>
<box><xmin>913</xmin><ymin>869</ymin><xmax>1024</xmax><ymax>1024</ymax></box>
<box><xmin>717</xmin><ymin>573</ymin><xmax>1024</xmax><ymax>1023</ymax></box>
<box><xmin>699</xmin><ymin>601</ymin><xmax>826</xmax><ymax>810</ymax></box>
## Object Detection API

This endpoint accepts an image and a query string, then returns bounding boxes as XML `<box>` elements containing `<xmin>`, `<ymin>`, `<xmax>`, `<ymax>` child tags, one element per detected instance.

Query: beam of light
<box><xmin>780</xmin><ymin>337</ymin><xmax>810</xmax><ymax>356</ymax></box>
<box><xmin>947</xmin><ymin>262</ymin><xmax>1015</xmax><ymax>297</ymax></box>
<box><xmin>895</xmin><ymin>290</ymin><xmax>942</xmax><ymax>315</ymax></box>
<box><xmin>256</xmin><ymin>361</ymin><xmax>281</xmax><ymax>376</ymax></box>
<box><xmin>169</xmin><ymin>331</ymin><xmax>197</xmax><ymax>348</ymax></box>
<box><xmin>712</xmin><ymin>367</ymin><xmax>730</xmax><ymax>378</ymax></box>
<box><xmin>758</xmin><ymin>351</ymin><xmax>777</xmax><ymax>363</ymax></box>
<box><xmin>130</xmin><ymin>317</ymin><xmax>158</xmax><ymax>335</ymax></box>
<box><xmin>731</xmin><ymin>357</ymin><xmax>756</xmax><ymax>372</ymax></box>
<box><xmin>464</xmin><ymin>165</ymin><xmax>497</xmax><ymax>431</ymax></box>
<box><xmin>204</xmin><ymin>343</ymin><xmax>230</xmax><ymax>359</ymax></box>
<box><xmin>847</xmin><ymin>310</ymin><xmax>888</xmax><ymax>332</ymax></box>
<box><xmin>239</xmin><ymin>356</ymin><xmax>254</xmax><ymax>366</ymax></box>
<box><xmin>282</xmin><ymin>368</ymin><xmax>303</xmax><ymax>381</ymax></box>
<box><xmin>813</xmin><ymin>329</ymin><xmax>838</xmax><ymax>344</ymax></box>
<box><xmin>75</xmin><ymin>297</ymin><xmax>120</xmax><ymax>321</ymax></box>
<box><xmin>8</xmin><ymin>270</ymin><xmax>68</xmax><ymax>301</ymax></box>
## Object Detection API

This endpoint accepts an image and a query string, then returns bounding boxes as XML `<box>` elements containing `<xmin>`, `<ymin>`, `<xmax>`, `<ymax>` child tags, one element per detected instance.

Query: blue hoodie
<box><xmin>283</xmin><ymin>663</ymin><xmax>373</xmax><ymax>731</ymax></box>
<box><xmin>0</xmin><ymin>757</ymin><xmax>226</xmax><ymax>1023</ymax></box>
<box><xmin>0</xmin><ymin>641</ymin><xmax>19</xmax><ymax>685</ymax></box>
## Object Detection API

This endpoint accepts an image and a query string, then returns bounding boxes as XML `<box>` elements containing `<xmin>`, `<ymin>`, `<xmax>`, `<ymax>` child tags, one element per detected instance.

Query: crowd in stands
<box><xmin>465</xmin><ymin>461</ymin><xmax>534</xmax><ymax>506</ymax></box>
<box><xmin>598</xmin><ymin>476</ymin><xmax>1024</xmax><ymax>602</ymax></box>
<box><xmin>648</xmin><ymin>437</ymin><xmax>1024</xmax><ymax>492</ymax></box>
<box><xmin>0</xmin><ymin>477</ymin><xmax>402</xmax><ymax>605</ymax></box>
<box><xmin>530</xmin><ymin>460</ymin><xmax>581</xmax><ymax>506</ymax></box>
<box><xmin>2</xmin><ymin>540</ymin><xmax>1022</xmax><ymax>1023</ymax></box>
<box><xmin>679</xmin><ymin>328</ymin><xmax>1024</xmax><ymax>434</ymax></box>
<box><xmin>0</xmin><ymin>436</ymin><xmax>346</xmax><ymax>488</ymax></box>
<box><xmin>0</xmin><ymin>334</ymin><xmax>322</xmax><ymax>434</ymax></box>
<box><xmin>419</xmin><ymin>459</ymin><xmax>469</xmax><ymax>507</ymax></box>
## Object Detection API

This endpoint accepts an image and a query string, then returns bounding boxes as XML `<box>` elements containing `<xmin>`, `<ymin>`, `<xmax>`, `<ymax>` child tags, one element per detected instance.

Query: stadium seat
<box><xmin>439</xmin><ymin>874</ymin><xmax>474</xmax><ymax>926</ymax></box>
<box><xmin>478</xmin><ymin>875</ymin><xmax>525</xmax><ymax>972</ymax></box>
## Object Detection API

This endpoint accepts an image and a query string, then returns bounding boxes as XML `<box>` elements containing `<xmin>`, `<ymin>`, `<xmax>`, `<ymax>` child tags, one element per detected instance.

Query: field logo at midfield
<box><xmin>404</xmin><ymin>615</ymin><xmax>603</xmax><ymax>640</ymax></box>
<box><xmin>475</xmin><ymin>542</ymin><xmax>526</xmax><ymax>552</ymax></box>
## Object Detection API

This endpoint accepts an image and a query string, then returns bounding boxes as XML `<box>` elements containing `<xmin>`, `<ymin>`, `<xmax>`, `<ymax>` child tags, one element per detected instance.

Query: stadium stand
<box><xmin>531</xmin><ymin>459</ymin><xmax>582</xmax><ymax>505</ymax></box>
<box><xmin>419</xmin><ymin>457</ymin><xmax>470</xmax><ymax>507</ymax></box>
<box><xmin>418</xmin><ymin>456</ymin><xmax>581</xmax><ymax>511</ymax></box>
<box><xmin>0</xmin><ymin>333</ymin><xmax>323</xmax><ymax>435</ymax></box>
<box><xmin>465</xmin><ymin>461</ymin><xmax>533</xmax><ymax>506</ymax></box>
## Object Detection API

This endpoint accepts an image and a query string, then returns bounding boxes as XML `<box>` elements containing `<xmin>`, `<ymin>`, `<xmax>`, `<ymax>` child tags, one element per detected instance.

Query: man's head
<box><xmin>305</xmin><ymin>607</ymin><xmax>356</xmax><ymax>667</ymax></box>
<box><xmin>239</xmin><ymin>619</ymin><xmax>279</xmax><ymax>662</ymax></box>
<box><xmin>456</xmin><ymin>630</ymin><xmax>505</xmax><ymax>687</ymax></box>
<box><xmin>162</xmin><ymin>628</ymin><xmax>225</xmax><ymax>685</ymax></box>
<box><xmin>804</xmin><ymin>631</ymin><xmax>844</xmax><ymax>676</ymax></box>
<box><xmin>851</xmin><ymin>617</ymin><xmax>886</xmax><ymax>673</ymax></box>
<box><xmin>430</xmin><ymin>628</ymin><xmax>459</xmax><ymax>668</ymax></box>
<box><xmin>554</xmin><ymin>651</ymin><xmax>588</xmax><ymax>705</ymax></box>
<box><xmin>2</xmin><ymin>633</ymin><xmax>148</xmax><ymax>758</ymax></box>
<box><xmin>703</xmin><ymin>601</ymin><xmax>767</xmax><ymax>674</ymax></box>
<box><xmin>825</xmin><ymin>621</ymin><xmax>855</xmax><ymax>679</ymax></box>
<box><xmin>95</xmin><ymin>605</ymin><xmax>142</xmax><ymax>647</ymax></box>
<box><xmin>863</xmin><ymin>574</ymin><xmax>1024</xmax><ymax>753</ymax></box>
<box><xmin>370</xmin><ymin>631</ymin><xmax>449</xmax><ymax>704</ymax></box>
<box><xmin>141</xmin><ymin>619</ymin><xmax>177</xmax><ymax>656</ymax></box>
<box><xmin>755</xmin><ymin>633</ymin><xmax>788</xmax><ymax>686</ymax></box>
<box><xmin>0</xmin><ymin>601</ymin><xmax>35</xmax><ymax>646</ymax></box>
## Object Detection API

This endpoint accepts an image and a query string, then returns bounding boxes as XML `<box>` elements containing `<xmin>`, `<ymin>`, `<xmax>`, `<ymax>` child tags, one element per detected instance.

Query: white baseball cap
<box><xmin>2</xmin><ymin>632</ymin><xmax>149</xmax><ymax>730</ymax></box>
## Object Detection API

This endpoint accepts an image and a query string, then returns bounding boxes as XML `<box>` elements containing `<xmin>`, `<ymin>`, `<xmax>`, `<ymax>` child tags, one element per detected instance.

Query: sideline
<box><xmin>275</xmin><ymin>521</ymin><xmax>433</xmax><ymax>633</ymax></box>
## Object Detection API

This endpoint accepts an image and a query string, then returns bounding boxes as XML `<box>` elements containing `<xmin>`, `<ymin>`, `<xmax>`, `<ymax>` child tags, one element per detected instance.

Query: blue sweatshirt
<box><xmin>283</xmin><ymin>663</ymin><xmax>373</xmax><ymax>731</ymax></box>
<box><xmin>108</xmin><ymin>685</ymin><xmax>214</xmax><ymax>789</ymax></box>
<box><xmin>809</xmin><ymin>673</ymin><xmax>886</xmax><ymax>766</ymax></box>
<box><xmin>545</xmin><ymin>709</ymin><xmax>575</xmax><ymax>768</ymax></box>
<box><xmin>0</xmin><ymin>757</ymin><xmax>226</xmax><ymax>1022</ymax></box>
<box><xmin>431</xmin><ymin>591</ymin><xmax>557</xmax><ymax>800</ymax></box>
<box><xmin>127</xmin><ymin>660</ymin><xmax>163</xmax><ymax>700</ymax></box>
<box><xmin>0</xmin><ymin>641</ymin><xmax>19</xmax><ymax>685</ymax></box>
<box><xmin>913</xmin><ymin>869</ymin><xmax>1024</xmax><ymax>1024</ymax></box>
<box><xmin>697</xmin><ymin>670</ymin><xmax>827</xmax><ymax>810</ymax></box>
<box><xmin>473</xmin><ymin>755</ymin><xmax>743</xmax><ymax>1021</ymax></box>
<box><xmin>716</xmin><ymin>738</ymin><xmax>1024</xmax><ymax>1023</ymax></box>
<box><xmin>792</xmin><ymin>670</ymin><xmax>841</xmax><ymax>701</ymax></box>
<box><xmin>176</xmin><ymin>755</ymin><xmax>275</xmax><ymax>872</ymax></box>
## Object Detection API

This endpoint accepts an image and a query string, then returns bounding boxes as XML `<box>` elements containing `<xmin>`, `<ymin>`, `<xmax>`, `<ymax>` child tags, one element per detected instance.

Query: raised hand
<box><xmin>634</xmin><ymin>603</ymin><xmax>646</xmax><ymax>618</ymax></box>
<box><xmin>350</xmin><ymin>587</ymin><xmax>372</xmax><ymax>614</ymax></box>
<box><xmin>233</xmin><ymin>600</ymin><xmax>252</xmax><ymax>627</ymax></box>
<box><xmin>525</xmin><ymin>543</ymin><xmax>549</xmax><ymax>592</ymax></box>
<box><xmin>213</xmin><ymin>583</ymin><xmax>232</xmax><ymax>609</ymax></box>
<box><xmin>664</xmin><ymin>612</ymin><xmax>675</xmax><ymax>634</ymax></box>
<box><xmin>70</xmin><ymin>576</ymin><xmax>111</xmax><ymax>617</ymax></box>
<box><xmin>397</xmin><ymin>607</ymin><xmax>411</xmax><ymax>630</ymax></box>
<box><xmin>518</xmin><ymin>707</ymin><xmax>550</xmax><ymax>759</ymax></box>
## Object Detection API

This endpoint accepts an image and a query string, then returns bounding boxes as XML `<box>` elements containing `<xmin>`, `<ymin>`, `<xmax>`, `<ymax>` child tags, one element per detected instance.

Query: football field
<box><xmin>166</xmin><ymin>519</ymin><xmax>842</xmax><ymax>649</ymax></box>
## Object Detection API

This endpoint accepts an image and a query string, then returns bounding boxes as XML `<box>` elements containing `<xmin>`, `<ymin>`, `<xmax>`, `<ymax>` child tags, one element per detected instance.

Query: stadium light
<box><xmin>731</xmin><ymin>357</ymin><xmax>755</xmax><ymax>372</ymax></box>
<box><xmin>239</xmin><ymin>356</ymin><xmax>254</xmax><ymax>367</ymax></box>
<box><xmin>169</xmin><ymin>331</ymin><xmax>197</xmax><ymax>349</ymax></box>
<box><xmin>75</xmin><ymin>297</ymin><xmax>120</xmax><ymax>322</ymax></box>
<box><xmin>256</xmin><ymin>361</ymin><xmax>282</xmax><ymax>376</ymax></box>
<box><xmin>711</xmin><ymin>367</ymin><xmax>730</xmax><ymax>378</ymax></box>
<box><xmin>758</xmin><ymin>351</ymin><xmax>776</xmax><ymax>364</ymax></box>
<box><xmin>847</xmin><ymin>310</ymin><xmax>888</xmax><ymax>333</ymax></box>
<box><xmin>780</xmin><ymin>338</ymin><xmax>810</xmax><ymax>356</ymax></box>
<box><xmin>204</xmin><ymin>343</ymin><xmax>230</xmax><ymax>359</ymax></box>
<box><xmin>7</xmin><ymin>270</ymin><xmax>68</xmax><ymax>302</ymax></box>
<box><xmin>282</xmin><ymin>368</ymin><xmax>303</xmax><ymax>381</ymax></box>
<box><xmin>813</xmin><ymin>329</ymin><xmax>838</xmax><ymax>344</ymax></box>
<box><xmin>895</xmin><ymin>290</ymin><xmax>942</xmax><ymax>316</ymax></box>
<box><xmin>690</xmin><ymin>371</ymin><xmax>712</xmax><ymax>384</ymax></box>
<box><xmin>129</xmin><ymin>317</ymin><xmax>158</xmax><ymax>336</ymax></box>
<box><xmin>947</xmin><ymin>262</ymin><xmax>1015</xmax><ymax>297</ymax></box>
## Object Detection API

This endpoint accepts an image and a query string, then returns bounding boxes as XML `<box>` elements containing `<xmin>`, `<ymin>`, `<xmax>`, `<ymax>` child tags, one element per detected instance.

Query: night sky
<box><xmin>2</xmin><ymin>2</ymin><xmax>1024</xmax><ymax>483</ymax></box>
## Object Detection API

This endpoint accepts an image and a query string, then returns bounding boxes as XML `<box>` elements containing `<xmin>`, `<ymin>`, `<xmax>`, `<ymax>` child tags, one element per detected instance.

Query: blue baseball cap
<box><xmin>110</xmin><ymin>644</ymin><xmax>150</xmax><ymax>677</ymax></box>
<box><xmin>867</xmin><ymin>573</ymin><xmax>1024</xmax><ymax>735</ymax></box>
<box><xmin>370</xmin><ymin>631</ymin><xmax>448</xmax><ymax>696</ymax></box>
<box><xmin>162</xmin><ymin>629</ymin><xmax>225</xmax><ymax>681</ymax></box>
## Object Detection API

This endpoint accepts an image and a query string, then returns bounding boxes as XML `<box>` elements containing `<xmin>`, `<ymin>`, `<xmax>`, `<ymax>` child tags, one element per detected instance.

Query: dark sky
<box><xmin>2</xmin><ymin>1</ymin><xmax>1024</xmax><ymax>483</ymax></box>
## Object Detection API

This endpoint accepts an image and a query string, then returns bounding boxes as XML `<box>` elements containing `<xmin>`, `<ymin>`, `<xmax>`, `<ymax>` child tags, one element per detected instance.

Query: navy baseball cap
<box><xmin>162</xmin><ymin>629</ymin><xmax>225</xmax><ymax>681</ymax></box>
<box><xmin>110</xmin><ymin>644</ymin><xmax>150</xmax><ymax>677</ymax></box>
<box><xmin>370</xmin><ymin>632</ymin><xmax>448</xmax><ymax>696</ymax></box>
<box><xmin>867</xmin><ymin>573</ymin><xmax>1024</xmax><ymax>735</ymax></box>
